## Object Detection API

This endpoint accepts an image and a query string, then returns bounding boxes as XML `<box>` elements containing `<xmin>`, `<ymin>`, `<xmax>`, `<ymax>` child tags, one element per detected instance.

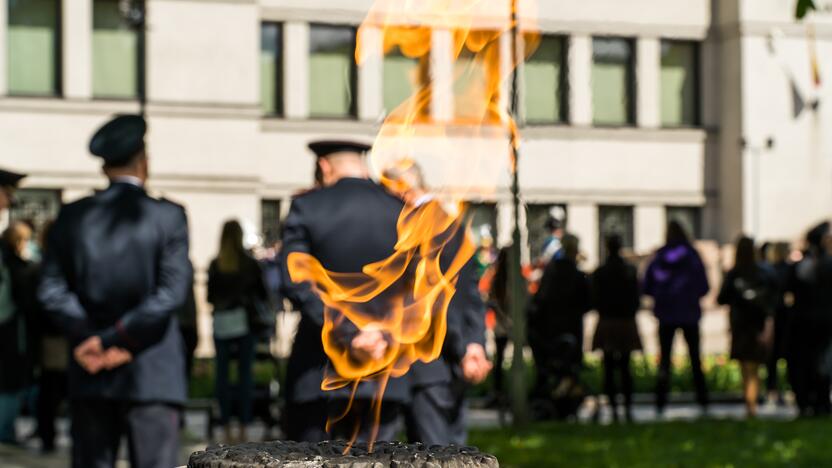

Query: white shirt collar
<box><xmin>413</xmin><ymin>193</ymin><xmax>435</xmax><ymax>207</ymax></box>
<box><xmin>111</xmin><ymin>176</ymin><xmax>144</xmax><ymax>188</ymax></box>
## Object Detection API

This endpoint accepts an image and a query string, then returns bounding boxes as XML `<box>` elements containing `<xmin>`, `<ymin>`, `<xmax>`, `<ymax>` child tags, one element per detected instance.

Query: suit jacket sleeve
<box><xmin>443</xmin><ymin>231</ymin><xmax>486</xmax><ymax>364</ymax></box>
<box><xmin>280</xmin><ymin>198</ymin><xmax>326</xmax><ymax>327</ymax></box>
<box><xmin>460</xmin><ymin>259</ymin><xmax>486</xmax><ymax>349</ymax></box>
<box><xmin>98</xmin><ymin>205</ymin><xmax>193</xmax><ymax>353</ymax></box>
<box><xmin>38</xmin><ymin>209</ymin><xmax>93</xmax><ymax>342</ymax></box>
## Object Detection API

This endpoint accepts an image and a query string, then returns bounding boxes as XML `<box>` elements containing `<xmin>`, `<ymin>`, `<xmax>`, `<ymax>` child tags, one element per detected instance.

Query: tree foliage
<box><xmin>796</xmin><ymin>0</ymin><xmax>817</xmax><ymax>19</ymax></box>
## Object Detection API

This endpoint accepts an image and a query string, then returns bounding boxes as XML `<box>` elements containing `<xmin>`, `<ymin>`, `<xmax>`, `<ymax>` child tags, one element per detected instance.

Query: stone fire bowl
<box><xmin>187</xmin><ymin>440</ymin><xmax>499</xmax><ymax>468</ymax></box>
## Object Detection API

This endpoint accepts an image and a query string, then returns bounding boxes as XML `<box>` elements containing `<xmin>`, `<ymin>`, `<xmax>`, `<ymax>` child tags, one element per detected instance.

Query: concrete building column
<box><xmin>283</xmin><ymin>21</ymin><xmax>309</xmax><ymax>119</ymax></box>
<box><xmin>636</xmin><ymin>37</ymin><xmax>660</xmax><ymax>129</ymax></box>
<box><xmin>568</xmin><ymin>34</ymin><xmax>592</xmax><ymax>126</ymax></box>
<box><xmin>62</xmin><ymin>0</ymin><xmax>93</xmax><ymax>99</ymax></box>
<box><xmin>357</xmin><ymin>26</ymin><xmax>383</xmax><ymax>121</ymax></box>
<box><xmin>567</xmin><ymin>202</ymin><xmax>599</xmax><ymax>267</ymax></box>
<box><xmin>0</xmin><ymin>0</ymin><xmax>7</xmax><ymax>96</ymax></box>
<box><xmin>498</xmin><ymin>30</ymin><xmax>513</xmax><ymax>119</ymax></box>
<box><xmin>430</xmin><ymin>29</ymin><xmax>453</xmax><ymax>123</ymax></box>
<box><xmin>634</xmin><ymin>204</ymin><xmax>665</xmax><ymax>254</ymax></box>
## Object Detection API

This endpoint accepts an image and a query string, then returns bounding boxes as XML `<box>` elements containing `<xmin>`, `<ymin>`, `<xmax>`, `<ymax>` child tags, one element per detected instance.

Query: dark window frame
<box><xmin>261</xmin><ymin>21</ymin><xmax>285</xmax><ymax>117</ymax></box>
<box><xmin>659</xmin><ymin>39</ymin><xmax>702</xmax><ymax>129</ymax></box>
<box><xmin>591</xmin><ymin>36</ymin><xmax>637</xmax><ymax>128</ymax></box>
<box><xmin>308</xmin><ymin>23</ymin><xmax>358</xmax><ymax>121</ymax></box>
<box><xmin>598</xmin><ymin>205</ymin><xmax>635</xmax><ymax>259</ymax></box>
<box><xmin>666</xmin><ymin>205</ymin><xmax>703</xmax><ymax>239</ymax></box>
<box><xmin>260</xmin><ymin>198</ymin><xmax>282</xmax><ymax>247</ymax></box>
<box><xmin>7</xmin><ymin>0</ymin><xmax>63</xmax><ymax>98</ymax></box>
<box><xmin>9</xmin><ymin>187</ymin><xmax>63</xmax><ymax>237</ymax></box>
<box><xmin>526</xmin><ymin>203</ymin><xmax>569</xmax><ymax>262</ymax></box>
<box><xmin>523</xmin><ymin>34</ymin><xmax>570</xmax><ymax>127</ymax></box>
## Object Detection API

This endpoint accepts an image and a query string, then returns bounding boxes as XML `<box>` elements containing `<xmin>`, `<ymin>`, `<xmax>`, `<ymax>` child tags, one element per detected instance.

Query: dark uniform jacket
<box><xmin>38</xmin><ymin>182</ymin><xmax>192</xmax><ymax>404</ymax></box>
<box><xmin>281</xmin><ymin>177</ymin><xmax>408</xmax><ymax>404</ymax></box>
<box><xmin>408</xmin><ymin>219</ymin><xmax>486</xmax><ymax>389</ymax></box>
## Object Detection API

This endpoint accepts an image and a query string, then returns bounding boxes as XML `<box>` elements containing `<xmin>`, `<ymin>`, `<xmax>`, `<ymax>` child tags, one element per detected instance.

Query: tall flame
<box><xmin>287</xmin><ymin>0</ymin><xmax>538</xmax><ymax>450</ymax></box>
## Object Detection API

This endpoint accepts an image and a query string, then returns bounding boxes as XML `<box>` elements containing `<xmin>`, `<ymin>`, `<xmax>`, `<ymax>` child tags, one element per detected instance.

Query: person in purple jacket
<box><xmin>644</xmin><ymin>221</ymin><xmax>710</xmax><ymax>415</ymax></box>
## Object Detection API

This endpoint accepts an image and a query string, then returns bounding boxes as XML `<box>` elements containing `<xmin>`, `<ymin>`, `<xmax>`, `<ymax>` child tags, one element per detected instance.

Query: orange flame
<box><xmin>287</xmin><ymin>0</ymin><xmax>538</xmax><ymax>451</ymax></box>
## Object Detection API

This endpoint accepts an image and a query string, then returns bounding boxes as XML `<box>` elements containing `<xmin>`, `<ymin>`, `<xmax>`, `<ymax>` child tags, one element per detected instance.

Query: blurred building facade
<box><xmin>2</xmin><ymin>0</ymin><xmax>831</xmax><ymax>353</ymax></box>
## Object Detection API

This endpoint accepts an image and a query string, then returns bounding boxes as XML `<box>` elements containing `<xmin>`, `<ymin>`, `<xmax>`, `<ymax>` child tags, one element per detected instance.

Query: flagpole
<box><xmin>508</xmin><ymin>0</ymin><xmax>529</xmax><ymax>427</ymax></box>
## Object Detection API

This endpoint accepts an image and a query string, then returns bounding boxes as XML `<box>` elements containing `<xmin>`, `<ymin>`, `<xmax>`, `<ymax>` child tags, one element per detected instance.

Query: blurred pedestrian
<box><xmin>38</xmin><ymin>115</ymin><xmax>192</xmax><ymax>468</ymax></box>
<box><xmin>178</xmin><ymin>281</ymin><xmax>198</xmax><ymax>397</ymax></box>
<box><xmin>644</xmin><ymin>221</ymin><xmax>710</xmax><ymax>415</ymax></box>
<box><xmin>761</xmin><ymin>242</ymin><xmax>792</xmax><ymax>403</ymax></box>
<box><xmin>384</xmin><ymin>161</ymin><xmax>491</xmax><ymax>445</ymax></box>
<box><xmin>281</xmin><ymin>140</ymin><xmax>409</xmax><ymax>443</ymax></box>
<box><xmin>591</xmin><ymin>234</ymin><xmax>642</xmax><ymax>422</ymax></box>
<box><xmin>488</xmin><ymin>246</ymin><xmax>512</xmax><ymax>408</ymax></box>
<box><xmin>718</xmin><ymin>236</ymin><xmax>776</xmax><ymax>417</ymax></box>
<box><xmin>530</xmin><ymin>234</ymin><xmax>591</xmax><ymax>398</ymax></box>
<box><xmin>787</xmin><ymin>222</ymin><xmax>832</xmax><ymax>416</ymax></box>
<box><xmin>540</xmin><ymin>206</ymin><xmax>567</xmax><ymax>265</ymax></box>
<box><xmin>208</xmin><ymin>219</ymin><xmax>268</xmax><ymax>443</ymax></box>
<box><xmin>27</xmin><ymin>221</ymin><xmax>69</xmax><ymax>453</ymax></box>
<box><xmin>0</xmin><ymin>178</ymin><xmax>35</xmax><ymax>445</ymax></box>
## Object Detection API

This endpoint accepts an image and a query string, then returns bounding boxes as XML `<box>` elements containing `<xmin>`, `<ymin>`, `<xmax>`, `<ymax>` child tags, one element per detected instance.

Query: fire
<box><xmin>287</xmin><ymin>0</ymin><xmax>538</xmax><ymax>450</ymax></box>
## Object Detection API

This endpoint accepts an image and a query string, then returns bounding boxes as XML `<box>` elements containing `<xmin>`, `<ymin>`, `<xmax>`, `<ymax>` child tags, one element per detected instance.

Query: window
<box><xmin>661</xmin><ymin>41</ymin><xmax>700</xmax><ymax>127</ymax></box>
<box><xmin>453</xmin><ymin>30</ymin><xmax>501</xmax><ymax>123</ymax></box>
<box><xmin>7</xmin><ymin>0</ymin><xmax>61</xmax><ymax>96</ymax></box>
<box><xmin>261</xmin><ymin>23</ymin><xmax>283</xmax><ymax>116</ymax></box>
<box><xmin>92</xmin><ymin>0</ymin><xmax>138</xmax><ymax>98</ymax></box>
<box><xmin>592</xmin><ymin>37</ymin><xmax>635</xmax><ymax>126</ymax></box>
<box><xmin>523</xmin><ymin>35</ymin><xmax>567</xmax><ymax>124</ymax></box>
<box><xmin>9</xmin><ymin>188</ymin><xmax>62</xmax><ymax>240</ymax></box>
<box><xmin>599</xmin><ymin>206</ymin><xmax>634</xmax><ymax>259</ymax></box>
<box><xmin>527</xmin><ymin>204</ymin><xmax>568</xmax><ymax>262</ymax></box>
<box><xmin>261</xmin><ymin>199</ymin><xmax>282</xmax><ymax>247</ymax></box>
<box><xmin>465</xmin><ymin>203</ymin><xmax>498</xmax><ymax>277</ymax></box>
<box><xmin>466</xmin><ymin>202</ymin><xmax>498</xmax><ymax>245</ymax></box>
<box><xmin>309</xmin><ymin>25</ymin><xmax>356</xmax><ymax>119</ymax></box>
<box><xmin>666</xmin><ymin>206</ymin><xmax>702</xmax><ymax>239</ymax></box>
<box><xmin>383</xmin><ymin>45</ymin><xmax>429</xmax><ymax>118</ymax></box>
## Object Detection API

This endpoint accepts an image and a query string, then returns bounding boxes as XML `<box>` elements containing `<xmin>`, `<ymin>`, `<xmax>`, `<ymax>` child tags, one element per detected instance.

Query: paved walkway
<box><xmin>0</xmin><ymin>401</ymin><xmax>799</xmax><ymax>467</ymax></box>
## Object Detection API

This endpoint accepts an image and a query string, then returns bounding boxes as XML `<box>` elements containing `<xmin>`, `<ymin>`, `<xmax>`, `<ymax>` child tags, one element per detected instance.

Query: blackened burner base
<box><xmin>187</xmin><ymin>440</ymin><xmax>499</xmax><ymax>468</ymax></box>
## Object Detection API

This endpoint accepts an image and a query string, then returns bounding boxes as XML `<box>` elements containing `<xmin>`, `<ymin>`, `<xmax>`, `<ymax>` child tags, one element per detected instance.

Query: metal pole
<box><xmin>137</xmin><ymin>0</ymin><xmax>146</xmax><ymax>117</ymax></box>
<box><xmin>508</xmin><ymin>0</ymin><xmax>529</xmax><ymax>427</ymax></box>
<box><xmin>121</xmin><ymin>0</ymin><xmax>147</xmax><ymax>116</ymax></box>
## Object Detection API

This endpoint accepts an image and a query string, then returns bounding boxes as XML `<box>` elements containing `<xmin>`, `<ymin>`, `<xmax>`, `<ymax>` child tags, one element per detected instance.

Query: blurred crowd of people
<box><xmin>0</xmin><ymin>114</ymin><xmax>493</xmax><ymax>468</ymax></box>
<box><xmin>483</xmin><ymin>211</ymin><xmax>832</xmax><ymax>422</ymax></box>
<box><xmin>3</xmin><ymin>114</ymin><xmax>832</xmax><ymax>468</ymax></box>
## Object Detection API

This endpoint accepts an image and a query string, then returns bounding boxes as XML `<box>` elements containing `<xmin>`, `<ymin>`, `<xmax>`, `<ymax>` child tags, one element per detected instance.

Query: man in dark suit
<box><xmin>38</xmin><ymin>115</ymin><xmax>192</xmax><ymax>468</ymax></box>
<box><xmin>383</xmin><ymin>162</ymin><xmax>491</xmax><ymax>445</ymax></box>
<box><xmin>281</xmin><ymin>140</ymin><xmax>409</xmax><ymax>442</ymax></box>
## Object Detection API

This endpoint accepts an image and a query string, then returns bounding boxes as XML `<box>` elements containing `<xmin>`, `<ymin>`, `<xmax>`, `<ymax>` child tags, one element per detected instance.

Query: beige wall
<box><xmin>5</xmin><ymin>0</ymin><xmax>832</xmax><ymax>356</ymax></box>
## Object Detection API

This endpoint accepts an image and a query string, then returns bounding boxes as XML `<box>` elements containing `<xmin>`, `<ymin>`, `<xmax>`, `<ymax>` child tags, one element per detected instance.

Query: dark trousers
<box><xmin>405</xmin><ymin>384</ymin><xmax>466</xmax><ymax>445</ymax></box>
<box><xmin>285</xmin><ymin>400</ymin><xmax>329</xmax><ymax>442</ymax></box>
<box><xmin>493</xmin><ymin>336</ymin><xmax>509</xmax><ymax>398</ymax></box>
<box><xmin>37</xmin><ymin>370</ymin><xmax>67</xmax><ymax>450</ymax></box>
<box><xmin>71</xmin><ymin>399</ymin><xmax>180</xmax><ymax>468</ymax></box>
<box><xmin>656</xmin><ymin>324</ymin><xmax>709</xmax><ymax>411</ymax></box>
<box><xmin>329</xmin><ymin>399</ymin><xmax>402</xmax><ymax>443</ymax></box>
<box><xmin>602</xmin><ymin>351</ymin><xmax>633</xmax><ymax>414</ymax></box>
<box><xmin>180</xmin><ymin>326</ymin><xmax>199</xmax><ymax>382</ymax></box>
<box><xmin>214</xmin><ymin>334</ymin><xmax>256</xmax><ymax>425</ymax></box>
<box><xmin>787</xmin><ymin>323</ymin><xmax>831</xmax><ymax>416</ymax></box>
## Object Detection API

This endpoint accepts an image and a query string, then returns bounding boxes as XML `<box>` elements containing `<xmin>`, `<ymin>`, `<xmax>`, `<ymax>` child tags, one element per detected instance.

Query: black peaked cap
<box><xmin>89</xmin><ymin>114</ymin><xmax>147</xmax><ymax>166</ymax></box>
<box><xmin>308</xmin><ymin>140</ymin><xmax>371</xmax><ymax>159</ymax></box>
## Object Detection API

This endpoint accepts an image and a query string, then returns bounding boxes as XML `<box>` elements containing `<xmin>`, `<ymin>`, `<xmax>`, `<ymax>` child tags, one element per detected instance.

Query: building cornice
<box><xmin>535</xmin><ymin>20</ymin><xmax>709</xmax><ymax>40</ymax></box>
<box><xmin>0</xmin><ymin>97</ymin><xmax>260</xmax><ymax>120</ymax></box>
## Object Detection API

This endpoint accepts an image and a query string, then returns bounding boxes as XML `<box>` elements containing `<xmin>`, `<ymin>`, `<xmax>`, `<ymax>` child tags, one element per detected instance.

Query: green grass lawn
<box><xmin>469</xmin><ymin>419</ymin><xmax>832</xmax><ymax>467</ymax></box>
